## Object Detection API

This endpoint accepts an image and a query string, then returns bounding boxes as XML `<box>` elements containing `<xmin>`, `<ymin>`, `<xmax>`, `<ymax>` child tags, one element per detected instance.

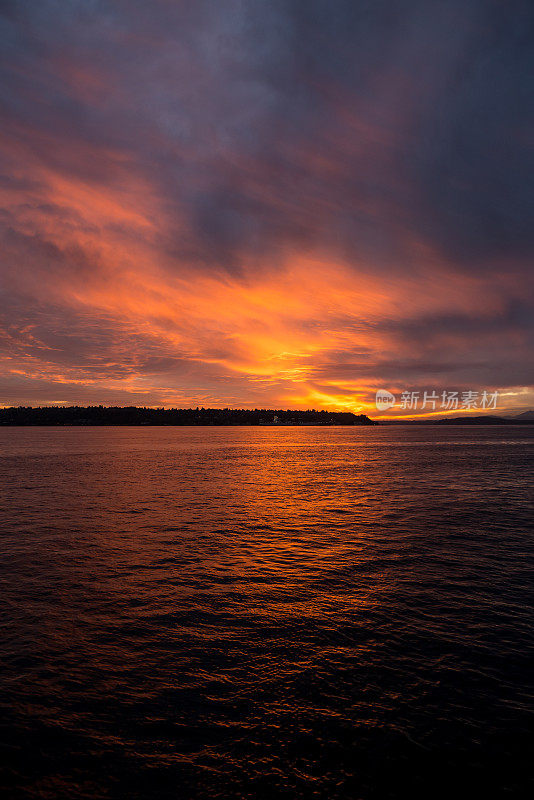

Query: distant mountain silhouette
<box><xmin>0</xmin><ymin>406</ymin><xmax>378</xmax><ymax>426</ymax></box>
<box><xmin>435</xmin><ymin>415</ymin><xmax>533</xmax><ymax>425</ymax></box>
<box><xmin>514</xmin><ymin>410</ymin><xmax>534</xmax><ymax>421</ymax></box>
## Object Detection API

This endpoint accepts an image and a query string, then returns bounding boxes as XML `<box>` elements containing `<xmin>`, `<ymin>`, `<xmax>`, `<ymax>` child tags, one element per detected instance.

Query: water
<box><xmin>0</xmin><ymin>425</ymin><xmax>533</xmax><ymax>799</ymax></box>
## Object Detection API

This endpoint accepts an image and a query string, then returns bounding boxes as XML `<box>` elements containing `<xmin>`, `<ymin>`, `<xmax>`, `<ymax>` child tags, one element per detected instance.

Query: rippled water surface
<box><xmin>1</xmin><ymin>425</ymin><xmax>533</xmax><ymax>799</ymax></box>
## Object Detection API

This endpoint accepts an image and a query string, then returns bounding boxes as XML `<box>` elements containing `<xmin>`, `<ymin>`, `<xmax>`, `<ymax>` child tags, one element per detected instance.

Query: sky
<box><xmin>1</xmin><ymin>0</ymin><xmax>533</xmax><ymax>418</ymax></box>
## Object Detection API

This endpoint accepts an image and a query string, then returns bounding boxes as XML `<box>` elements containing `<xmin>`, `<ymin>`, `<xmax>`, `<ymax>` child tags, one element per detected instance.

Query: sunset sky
<box><xmin>1</xmin><ymin>0</ymin><xmax>533</xmax><ymax>417</ymax></box>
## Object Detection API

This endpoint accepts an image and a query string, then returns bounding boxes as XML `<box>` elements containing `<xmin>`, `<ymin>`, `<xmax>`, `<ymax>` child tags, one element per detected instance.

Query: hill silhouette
<box><xmin>514</xmin><ymin>410</ymin><xmax>534</xmax><ymax>421</ymax></box>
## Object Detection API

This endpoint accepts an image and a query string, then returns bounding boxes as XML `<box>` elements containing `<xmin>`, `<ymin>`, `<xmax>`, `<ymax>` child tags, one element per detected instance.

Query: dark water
<box><xmin>1</xmin><ymin>426</ymin><xmax>533</xmax><ymax>799</ymax></box>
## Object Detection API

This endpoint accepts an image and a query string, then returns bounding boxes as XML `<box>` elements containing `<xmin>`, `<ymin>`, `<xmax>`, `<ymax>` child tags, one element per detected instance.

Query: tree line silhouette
<box><xmin>0</xmin><ymin>406</ymin><xmax>378</xmax><ymax>426</ymax></box>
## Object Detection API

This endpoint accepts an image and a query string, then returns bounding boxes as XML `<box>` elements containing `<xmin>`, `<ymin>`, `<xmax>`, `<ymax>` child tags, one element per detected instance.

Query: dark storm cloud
<box><xmin>3</xmin><ymin>3</ymin><xmax>533</xmax><ymax>261</ymax></box>
<box><xmin>3</xmin><ymin>0</ymin><xmax>532</xmax><ymax>274</ymax></box>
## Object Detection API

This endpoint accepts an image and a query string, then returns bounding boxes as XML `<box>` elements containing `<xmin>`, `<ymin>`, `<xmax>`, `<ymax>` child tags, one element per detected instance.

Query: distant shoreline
<box><xmin>1</xmin><ymin>407</ymin><xmax>532</xmax><ymax>426</ymax></box>
<box><xmin>379</xmin><ymin>415</ymin><xmax>534</xmax><ymax>425</ymax></box>
<box><xmin>0</xmin><ymin>407</ymin><xmax>378</xmax><ymax>426</ymax></box>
